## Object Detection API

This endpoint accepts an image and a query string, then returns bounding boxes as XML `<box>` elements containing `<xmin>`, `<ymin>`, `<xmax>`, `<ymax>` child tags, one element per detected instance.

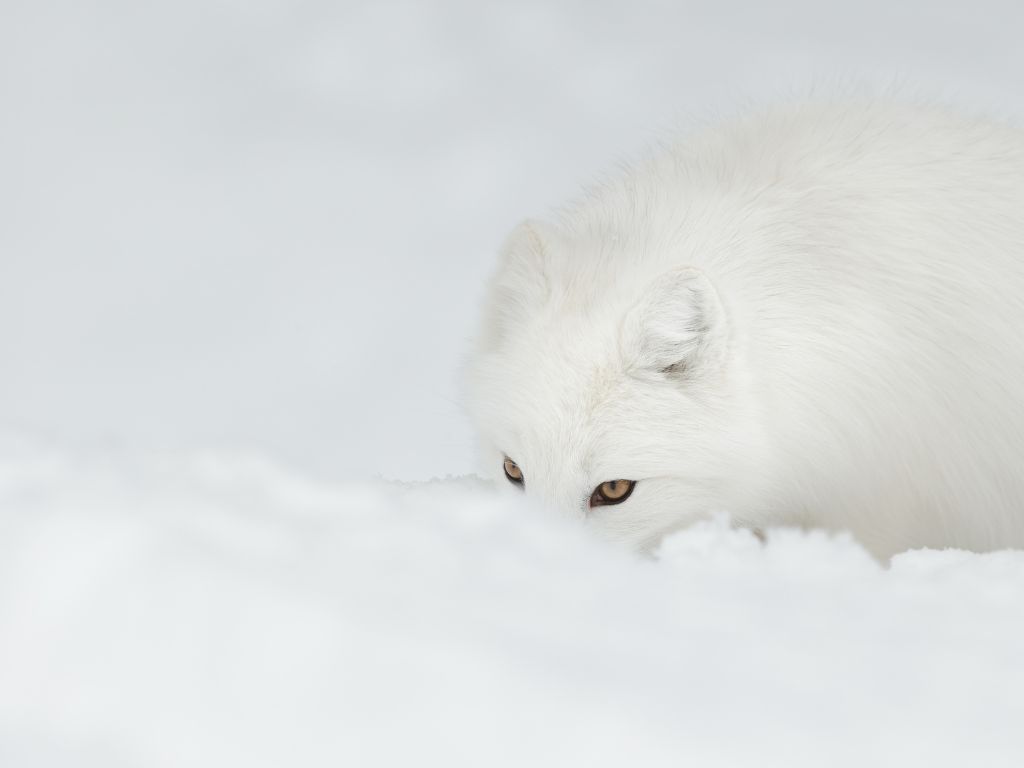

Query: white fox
<box><xmin>466</xmin><ymin>101</ymin><xmax>1024</xmax><ymax>560</ymax></box>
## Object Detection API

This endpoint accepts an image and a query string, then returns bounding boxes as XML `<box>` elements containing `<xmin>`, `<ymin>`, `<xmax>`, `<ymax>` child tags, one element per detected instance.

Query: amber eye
<box><xmin>589</xmin><ymin>479</ymin><xmax>635</xmax><ymax>508</ymax></box>
<box><xmin>503</xmin><ymin>456</ymin><xmax>524</xmax><ymax>487</ymax></box>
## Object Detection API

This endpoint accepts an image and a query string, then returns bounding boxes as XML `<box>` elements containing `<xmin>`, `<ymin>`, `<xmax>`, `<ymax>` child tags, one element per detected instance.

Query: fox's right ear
<box><xmin>478</xmin><ymin>220</ymin><xmax>555</xmax><ymax>349</ymax></box>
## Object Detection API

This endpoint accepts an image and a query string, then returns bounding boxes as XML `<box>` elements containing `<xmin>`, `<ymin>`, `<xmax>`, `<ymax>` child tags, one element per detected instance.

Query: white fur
<box><xmin>466</xmin><ymin>101</ymin><xmax>1024</xmax><ymax>560</ymax></box>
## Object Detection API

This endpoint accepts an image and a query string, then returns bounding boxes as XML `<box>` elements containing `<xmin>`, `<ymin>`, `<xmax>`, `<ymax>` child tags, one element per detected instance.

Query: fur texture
<box><xmin>466</xmin><ymin>101</ymin><xmax>1024</xmax><ymax>559</ymax></box>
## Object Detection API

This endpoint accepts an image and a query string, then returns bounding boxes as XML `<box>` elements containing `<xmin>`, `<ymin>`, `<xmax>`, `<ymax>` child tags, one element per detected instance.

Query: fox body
<box><xmin>466</xmin><ymin>102</ymin><xmax>1024</xmax><ymax>559</ymax></box>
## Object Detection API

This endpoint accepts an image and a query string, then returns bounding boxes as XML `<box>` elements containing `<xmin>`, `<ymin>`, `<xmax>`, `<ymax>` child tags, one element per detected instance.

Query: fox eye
<box><xmin>503</xmin><ymin>456</ymin><xmax>524</xmax><ymax>487</ymax></box>
<box><xmin>589</xmin><ymin>479</ymin><xmax>636</xmax><ymax>508</ymax></box>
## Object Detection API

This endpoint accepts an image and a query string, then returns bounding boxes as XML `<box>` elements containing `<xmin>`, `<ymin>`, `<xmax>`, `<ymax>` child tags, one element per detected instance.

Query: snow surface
<box><xmin>2</xmin><ymin>441</ymin><xmax>1024</xmax><ymax>767</ymax></box>
<box><xmin>4</xmin><ymin>1</ymin><xmax>1024</xmax><ymax>765</ymax></box>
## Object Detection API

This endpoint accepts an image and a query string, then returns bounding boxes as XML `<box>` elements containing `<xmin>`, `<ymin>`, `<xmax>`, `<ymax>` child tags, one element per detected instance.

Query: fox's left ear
<box><xmin>477</xmin><ymin>219</ymin><xmax>558</xmax><ymax>351</ymax></box>
<box><xmin>621</xmin><ymin>267</ymin><xmax>728</xmax><ymax>380</ymax></box>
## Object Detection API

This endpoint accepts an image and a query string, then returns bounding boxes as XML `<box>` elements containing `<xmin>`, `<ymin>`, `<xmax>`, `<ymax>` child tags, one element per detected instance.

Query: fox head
<box><xmin>466</xmin><ymin>218</ymin><xmax>773</xmax><ymax>551</ymax></box>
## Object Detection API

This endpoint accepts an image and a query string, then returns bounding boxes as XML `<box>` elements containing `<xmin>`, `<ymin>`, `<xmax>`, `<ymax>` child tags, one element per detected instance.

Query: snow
<box><xmin>4</xmin><ymin>0</ymin><xmax>1024</xmax><ymax>764</ymax></box>
<box><xmin>2</xmin><ymin>443</ymin><xmax>1024</xmax><ymax>766</ymax></box>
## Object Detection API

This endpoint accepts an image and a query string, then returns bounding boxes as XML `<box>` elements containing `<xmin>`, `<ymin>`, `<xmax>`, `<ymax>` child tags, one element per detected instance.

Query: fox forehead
<box><xmin>479</xmin><ymin>333</ymin><xmax>625</xmax><ymax>454</ymax></box>
<box><xmin>475</xmin><ymin>340</ymin><xmax>686</xmax><ymax>483</ymax></box>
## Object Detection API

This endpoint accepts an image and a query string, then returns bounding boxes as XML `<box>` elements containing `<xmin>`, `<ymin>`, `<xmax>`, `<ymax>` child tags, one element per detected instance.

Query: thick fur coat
<box><xmin>467</xmin><ymin>102</ymin><xmax>1024</xmax><ymax>559</ymax></box>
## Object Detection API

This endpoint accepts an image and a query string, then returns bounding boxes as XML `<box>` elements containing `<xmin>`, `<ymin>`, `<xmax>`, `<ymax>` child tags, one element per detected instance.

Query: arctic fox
<box><xmin>466</xmin><ymin>101</ymin><xmax>1024</xmax><ymax>560</ymax></box>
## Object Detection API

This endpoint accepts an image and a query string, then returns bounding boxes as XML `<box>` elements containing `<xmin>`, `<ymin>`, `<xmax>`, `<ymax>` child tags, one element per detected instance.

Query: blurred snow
<box><xmin>2</xmin><ymin>0</ymin><xmax>1023</xmax><ymax>480</ymax></box>
<box><xmin>2</xmin><ymin>444</ymin><xmax>1023</xmax><ymax>767</ymax></box>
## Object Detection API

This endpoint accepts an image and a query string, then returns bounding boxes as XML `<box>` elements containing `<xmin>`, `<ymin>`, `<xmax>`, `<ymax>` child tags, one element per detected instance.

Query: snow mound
<box><xmin>1</xmin><ymin>446</ymin><xmax>1023</xmax><ymax>767</ymax></box>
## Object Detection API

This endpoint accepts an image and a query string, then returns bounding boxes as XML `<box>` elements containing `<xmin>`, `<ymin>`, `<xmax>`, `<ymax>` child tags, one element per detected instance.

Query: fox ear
<box><xmin>479</xmin><ymin>220</ymin><xmax>555</xmax><ymax>348</ymax></box>
<box><xmin>621</xmin><ymin>267</ymin><xmax>727</xmax><ymax>380</ymax></box>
